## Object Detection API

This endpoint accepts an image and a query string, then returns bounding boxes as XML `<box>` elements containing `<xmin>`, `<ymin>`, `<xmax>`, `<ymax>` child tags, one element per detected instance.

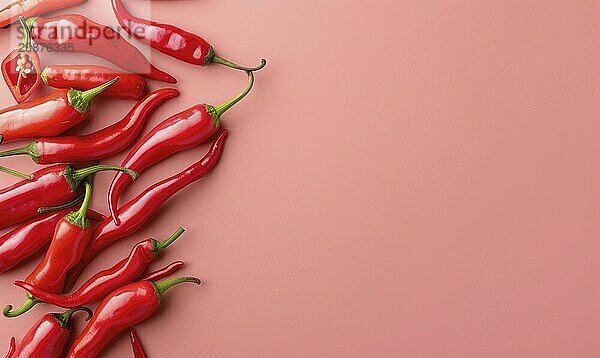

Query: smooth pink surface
<box><xmin>0</xmin><ymin>1</ymin><xmax>599</xmax><ymax>357</ymax></box>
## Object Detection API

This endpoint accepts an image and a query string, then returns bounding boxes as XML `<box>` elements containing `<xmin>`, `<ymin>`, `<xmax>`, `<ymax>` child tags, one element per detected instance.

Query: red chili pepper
<box><xmin>0</xmin><ymin>77</ymin><xmax>118</xmax><ymax>143</ymax></box>
<box><xmin>0</xmin><ymin>163</ymin><xmax>136</xmax><ymax>231</ymax></box>
<box><xmin>2</xmin><ymin>338</ymin><xmax>14</xmax><ymax>358</ymax></box>
<box><xmin>63</xmin><ymin>130</ymin><xmax>229</xmax><ymax>291</ymax></box>
<box><xmin>108</xmin><ymin>71</ymin><xmax>253</xmax><ymax>224</ymax></box>
<box><xmin>14</xmin><ymin>227</ymin><xmax>185</xmax><ymax>308</ymax></box>
<box><xmin>141</xmin><ymin>260</ymin><xmax>184</xmax><ymax>282</ymax></box>
<box><xmin>0</xmin><ymin>208</ymin><xmax>105</xmax><ymax>273</ymax></box>
<box><xmin>66</xmin><ymin>276</ymin><xmax>201</xmax><ymax>357</ymax></box>
<box><xmin>0</xmin><ymin>0</ymin><xmax>85</xmax><ymax>28</ymax></box>
<box><xmin>27</xmin><ymin>15</ymin><xmax>176</xmax><ymax>83</ymax></box>
<box><xmin>41</xmin><ymin>65</ymin><xmax>147</xmax><ymax>100</ymax></box>
<box><xmin>2</xmin><ymin>18</ymin><xmax>42</xmax><ymax>103</ymax></box>
<box><xmin>129</xmin><ymin>328</ymin><xmax>148</xmax><ymax>358</ymax></box>
<box><xmin>9</xmin><ymin>307</ymin><xmax>92</xmax><ymax>358</ymax></box>
<box><xmin>112</xmin><ymin>0</ymin><xmax>266</xmax><ymax>72</ymax></box>
<box><xmin>0</xmin><ymin>88</ymin><xmax>179</xmax><ymax>164</ymax></box>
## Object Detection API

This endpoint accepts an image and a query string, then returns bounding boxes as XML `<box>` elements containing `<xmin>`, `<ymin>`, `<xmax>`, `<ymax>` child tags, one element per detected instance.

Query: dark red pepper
<box><xmin>2</xmin><ymin>18</ymin><xmax>42</xmax><ymax>103</ymax></box>
<box><xmin>0</xmin><ymin>88</ymin><xmax>179</xmax><ymax>164</ymax></box>
<box><xmin>112</xmin><ymin>0</ymin><xmax>266</xmax><ymax>72</ymax></box>
<box><xmin>41</xmin><ymin>65</ymin><xmax>147</xmax><ymax>100</ymax></box>
<box><xmin>27</xmin><ymin>15</ymin><xmax>176</xmax><ymax>83</ymax></box>
<box><xmin>141</xmin><ymin>260</ymin><xmax>184</xmax><ymax>282</ymax></box>
<box><xmin>0</xmin><ymin>77</ymin><xmax>118</xmax><ymax>143</ymax></box>
<box><xmin>0</xmin><ymin>0</ymin><xmax>85</xmax><ymax>28</ymax></box>
<box><xmin>66</xmin><ymin>276</ymin><xmax>201</xmax><ymax>357</ymax></box>
<box><xmin>129</xmin><ymin>328</ymin><xmax>148</xmax><ymax>358</ymax></box>
<box><xmin>14</xmin><ymin>227</ymin><xmax>185</xmax><ymax>308</ymax></box>
<box><xmin>8</xmin><ymin>307</ymin><xmax>92</xmax><ymax>358</ymax></box>
<box><xmin>0</xmin><ymin>163</ymin><xmax>136</xmax><ymax>231</ymax></box>
<box><xmin>108</xmin><ymin>71</ymin><xmax>253</xmax><ymax>224</ymax></box>
<box><xmin>0</xmin><ymin>208</ymin><xmax>105</xmax><ymax>273</ymax></box>
<box><xmin>64</xmin><ymin>130</ymin><xmax>229</xmax><ymax>291</ymax></box>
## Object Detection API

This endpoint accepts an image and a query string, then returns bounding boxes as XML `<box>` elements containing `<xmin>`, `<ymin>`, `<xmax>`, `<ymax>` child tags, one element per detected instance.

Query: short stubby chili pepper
<box><xmin>141</xmin><ymin>260</ymin><xmax>185</xmax><ymax>282</ymax></box>
<box><xmin>41</xmin><ymin>65</ymin><xmax>147</xmax><ymax>100</ymax></box>
<box><xmin>66</xmin><ymin>276</ymin><xmax>202</xmax><ymax>357</ymax></box>
<box><xmin>0</xmin><ymin>208</ymin><xmax>105</xmax><ymax>273</ymax></box>
<box><xmin>8</xmin><ymin>307</ymin><xmax>92</xmax><ymax>358</ymax></box>
<box><xmin>27</xmin><ymin>15</ymin><xmax>176</xmax><ymax>83</ymax></box>
<box><xmin>0</xmin><ymin>77</ymin><xmax>118</xmax><ymax>143</ymax></box>
<box><xmin>108</xmin><ymin>71</ymin><xmax>254</xmax><ymax>224</ymax></box>
<box><xmin>0</xmin><ymin>163</ymin><xmax>136</xmax><ymax>231</ymax></box>
<box><xmin>15</xmin><ymin>227</ymin><xmax>185</xmax><ymax>308</ymax></box>
<box><xmin>2</xmin><ymin>18</ymin><xmax>42</xmax><ymax>103</ymax></box>
<box><xmin>129</xmin><ymin>328</ymin><xmax>148</xmax><ymax>358</ymax></box>
<box><xmin>0</xmin><ymin>0</ymin><xmax>85</xmax><ymax>28</ymax></box>
<box><xmin>0</xmin><ymin>88</ymin><xmax>179</xmax><ymax>164</ymax></box>
<box><xmin>112</xmin><ymin>0</ymin><xmax>266</xmax><ymax>72</ymax></box>
<box><xmin>63</xmin><ymin>130</ymin><xmax>228</xmax><ymax>291</ymax></box>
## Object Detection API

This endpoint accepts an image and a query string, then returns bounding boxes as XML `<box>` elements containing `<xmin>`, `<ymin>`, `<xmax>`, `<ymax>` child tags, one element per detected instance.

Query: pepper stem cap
<box><xmin>152</xmin><ymin>227</ymin><xmax>185</xmax><ymax>255</ymax></box>
<box><xmin>68</xmin><ymin>77</ymin><xmax>119</xmax><ymax>114</ymax></box>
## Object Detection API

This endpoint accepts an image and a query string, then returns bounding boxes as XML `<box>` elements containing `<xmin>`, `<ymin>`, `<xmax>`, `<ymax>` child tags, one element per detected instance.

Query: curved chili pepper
<box><xmin>0</xmin><ymin>77</ymin><xmax>118</xmax><ymax>143</ymax></box>
<box><xmin>112</xmin><ymin>0</ymin><xmax>265</xmax><ymax>72</ymax></box>
<box><xmin>41</xmin><ymin>65</ymin><xmax>147</xmax><ymax>100</ymax></box>
<box><xmin>108</xmin><ymin>71</ymin><xmax>253</xmax><ymax>224</ymax></box>
<box><xmin>2</xmin><ymin>18</ymin><xmax>41</xmax><ymax>103</ymax></box>
<box><xmin>0</xmin><ymin>0</ymin><xmax>85</xmax><ymax>28</ymax></box>
<box><xmin>2</xmin><ymin>338</ymin><xmax>14</xmax><ymax>358</ymax></box>
<box><xmin>66</xmin><ymin>276</ymin><xmax>201</xmax><ymax>357</ymax></box>
<box><xmin>64</xmin><ymin>130</ymin><xmax>228</xmax><ymax>291</ymax></box>
<box><xmin>27</xmin><ymin>15</ymin><xmax>176</xmax><ymax>83</ymax></box>
<box><xmin>0</xmin><ymin>163</ymin><xmax>136</xmax><ymax>231</ymax></box>
<box><xmin>130</xmin><ymin>328</ymin><xmax>148</xmax><ymax>358</ymax></box>
<box><xmin>0</xmin><ymin>208</ymin><xmax>105</xmax><ymax>273</ymax></box>
<box><xmin>141</xmin><ymin>260</ymin><xmax>184</xmax><ymax>282</ymax></box>
<box><xmin>0</xmin><ymin>88</ymin><xmax>179</xmax><ymax>164</ymax></box>
<box><xmin>15</xmin><ymin>227</ymin><xmax>185</xmax><ymax>308</ymax></box>
<box><xmin>10</xmin><ymin>307</ymin><xmax>92</xmax><ymax>358</ymax></box>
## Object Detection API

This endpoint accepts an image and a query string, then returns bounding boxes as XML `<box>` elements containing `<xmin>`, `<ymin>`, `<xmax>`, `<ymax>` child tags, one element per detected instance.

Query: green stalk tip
<box><xmin>153</xmin><ymin>227</ymin><xmax>185</xmax><ymax>254</ymax></box>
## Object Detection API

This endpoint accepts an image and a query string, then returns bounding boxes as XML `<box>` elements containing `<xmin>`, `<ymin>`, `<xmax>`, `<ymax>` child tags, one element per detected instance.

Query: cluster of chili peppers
<box><xmin>0</xmin><ymin>0</ymin><xmax>265</xmax><ymax>356</ymax></box>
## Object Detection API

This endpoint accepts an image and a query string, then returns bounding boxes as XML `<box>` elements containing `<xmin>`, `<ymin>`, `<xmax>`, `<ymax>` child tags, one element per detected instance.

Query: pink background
<box><xmin>1</xmin><ymin>0</ymin><xmax>600</xmax><ymax>357</ymax></box>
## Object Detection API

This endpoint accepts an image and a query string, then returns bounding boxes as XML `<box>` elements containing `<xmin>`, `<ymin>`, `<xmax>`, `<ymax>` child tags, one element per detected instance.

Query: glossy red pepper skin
<box><xmin>0</xmin><ymin>77</ymin><xmax>118</xmax><ymax>143</ymax></box>
<box><xmin>0</xmin><ymin>0</ymin><xmax>86</xmax><ymax>28</ymax></box>
<box><xmin>2</xmin><ymin>338</ymin><xmax>15</xmax><ymax>358</ymax></box>
<box><xmin>0</xmin><ymin>208</ymin><xmax>105</xmax><ymax>273</ymax></box>
<box><xmin>141</xmin><ymin>260</ymin><xmax>184</xmax><ymax>281</ymax></box>
<box><xmin>0</xmin><ymin>88</ymin><xmax>180</xmax><ymax>164</ymax></box>
<box><xmin>9</xmin><ymin>307</ymin><xmax>92</xmax><ymax>358</ymax></box>
<box><xmin>64</xmin><ymin>130</ymin><xmax>229</xmax><ymax>291</ymax></box>
<box><xmin>41</xmin><ymin>65</ymin><xmax>147</xmax><ymax>100</ymax></box>
<box><xmin>2</xmin><ymin>19</ymin><xmax>41</xmax><ymax>103</ymax></box>
<box><xmin>66</xmin><ymin>277</ymin><xmax>201</xmax><ymax>358</ymax></box>
<box><xmin>29</xmin><ymin>15</ymin><xmax>176</xmax><ymax>83</ymax></box>
<box><xmin>129</xmin><ymin>328</ymin><xmax>148</xmax><ymax>358</ymax></box>
<box><xmin>15</xmin><ymin>228</ymin><xmax>185</xmax><ymax>308</ymax></box>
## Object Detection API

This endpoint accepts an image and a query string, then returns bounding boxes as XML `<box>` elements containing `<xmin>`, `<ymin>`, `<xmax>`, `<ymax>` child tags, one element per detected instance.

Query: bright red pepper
<box><xmin>112</xmin><ymin>0</ymin><xmax>266</xmax><ymax>72</ymax></box>
<box><xmin>2</xmin><ymin>338</ymin><xmax>14</xmax><ymax>358</ymax></box>
<box><xmin>8</xmin><ymin>307</ymin><xmax>92</xmax><ymax>358</ymax></box>
<box><xmin>0</xmin><ymin>77</ymin><xmax>118</xmax><ymax>143</ymax></box>
<box><xmin>0</xmin><ymin>88</ymin><xmax>179</xmax><ymax>164</ymax></box>
<box><xmin>14</xmin><ymin>227</ymin><xmax>185</xmax><ymax>308</ymax></box>
<box><xmin>129</xmin><ymin>328</ymin><xmax>148</xmax><ymax>358</ymax></box>
<box><xmin>41</xmin><ymin>65</ymin><xmax>147</xmax><ymax>100</ymax></box>
<box><xmin>0</xmin><ymin>208</ymin><xmax>105</xmax><ymax>273</ymax></box>
<box><xmin>0</xmin><ymin>163</ymin><xmax>136</xmax><ymax>231</ymax></box>
<box><xmin>64</xmin><ymin>130</ymin><xmax>229</xmax><ymax>291</ymax></box>
<box><xmin>66</xmin><ymin>276</ymin><xmax>201</xmax><ymax>357</ymax></box>
<box><xmin>0</xmin><ymin>0</ymin><xmax>85</xmax><ymax>28</ymax></box>
<box><xmin>108</xmin><ymin>71</ymin><xmax>253</xmax><ymax>224</ymax></box>
<box><xmin>27</xmin><ymin>15</ymin><xmax>176</xmax><ymax>83</ymax></box>
<box><xmin>2</xmin><ymin>18</ymin><xmax>42</xmax><ymax>103</ymax></box>
<box><xmin>140</xmin><ymin>260</ymin><xmax>184</xmax><ymax>282</ymax></box>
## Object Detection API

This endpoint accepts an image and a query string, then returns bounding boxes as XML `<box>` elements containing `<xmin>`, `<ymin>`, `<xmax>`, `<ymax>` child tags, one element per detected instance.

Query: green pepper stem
<box><xmin>38</xmin><ymin>191</ymin><xmax>84</xmax><ymax>213</ymax></box>
<box><xmin>53</xmin><ymin>307</ymin><xmax>93</xmax><ymax>327</ymax></box>
<box><xmin>72</xmin><ymin>164</ymin><xmax>138</xmax><ymax>187</ymax></box>
<box><xmin>66</xmin><ymin>181</ymin><xmax>92</xmax><ymax>228</ymax></box>
<box><xmin>152</xmin><ymin>276</ymin><xmax>202</xmax><ymax>299</ymax></box>
<box><xmin>153</xmin><ymin>227</ymin><xmax>185</xmax><ymax>255</ymax></box>
<box><xmin>0</xmin><ymin>141</ymin><xmax>36</xmax><ymax>161</ymax></box>
<box><xmin>68</xmin><ymin>77</ymin><xmax>119</xmax><ymax>114</ymax></box>
<box><xmin>208</xmin><ymin>71</ymin><xmax>255</xmax><ymax>125</ymax></box>
<box><xmin>211</xmin><ymin>55</ymin><xmax>267</xmax><ymax>72</ymax></box>
<box><xmin>18</xmin><ymin>17</ymin><xmax>32</xmax><ymax>49</ymax></box>
<box><xmin>3</xmin><ymin>297</ymin><xmax>41</xmax><ymax>318</ymax></box>
<box><xmin>0</xmin><ymin>164</ymin><xmax>33</xmax><ymax>180</ymax></box>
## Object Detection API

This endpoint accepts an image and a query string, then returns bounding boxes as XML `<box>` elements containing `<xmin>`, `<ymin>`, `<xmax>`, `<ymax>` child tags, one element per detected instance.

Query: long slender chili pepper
<box><xmin>108</xmin><ymin>71</ymin><xmax>253</xmax><ymax>224</ymax></box>
<box><xmin>0</xmin><ymin>163</ymin><xmax>136</xmax><ymax>231</ymax></box>
<box><xmin>41</xmin><ymin>65</ymin><xmax>147</xmax><ymax>100</ymax></box>
<box><xmin>0</xmin><ymin>88</ymin><xmax>179</xmax><ymax>164</ymax></box>
<box><xmin>63</xmin><ymin>130</ymin><xmax>228</xmax><ymax>291</ymax></box>
<box><xmin>112</xmin><ymin>0</ymin><xmax>266</xmax><ymax>72</ymax></box>
<box><xmin>2</xmin><ymin>338</ymin><xmax>14</xmax><ymax>358</ymax></box>
<box><xmin>2</xmin><ymin>18</ymin><xmax>42</xmax><ymax>103</ymax></box>
<box><xmin>130</xmin><ymin>328</ymin><xmax>149</xmax><ymax>358</ymax></box>
<box><xmin>27</xmin><ymin>15</ymin><xmax>176</xmax><ymax>83</ymax></box>
<box><xmin>66</xmin><ymin>276</ymin><xmax>202</xmax><ymax>357</ymax></box>
<box><xmin>141</xmin><ymin>260</ymin><xmax>185</xmax><ymax>282</ymax></box>
<box><xmin>9</xmin><ymin>307</ymin><xmax>92</xmax><ymax>358</ymax></box>
<box><xmin>0</xmin><ymin>0</ymin><xmax>85</xmax><ymax>28</ymax></box>
<box><xmin>0</xmin><ymin>77</ymin><xmax>118</xmax><ymax>143</ymax></box>
<box><xmin>0</xmin><ymin>208</ymin><xmax>105</xmax><ymax>273</ymax></box>
<box><xmin>15</xmin><ymin>227</ymin><xmax>185</xmax><ymax>308</ymax></box>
